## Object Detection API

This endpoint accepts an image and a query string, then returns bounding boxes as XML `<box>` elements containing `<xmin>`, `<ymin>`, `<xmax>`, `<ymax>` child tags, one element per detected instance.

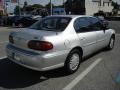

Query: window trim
<box><xmin>74</xmin><ymin>17</ymin><xmax>103</xmax><ymax>33</ymax></box>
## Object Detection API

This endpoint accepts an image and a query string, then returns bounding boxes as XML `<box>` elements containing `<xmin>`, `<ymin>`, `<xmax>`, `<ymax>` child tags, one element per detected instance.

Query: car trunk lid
<box><xmin>10</xmin><ymin>28</ymin><xmax>58</xmax><ymax>52</ymax></box>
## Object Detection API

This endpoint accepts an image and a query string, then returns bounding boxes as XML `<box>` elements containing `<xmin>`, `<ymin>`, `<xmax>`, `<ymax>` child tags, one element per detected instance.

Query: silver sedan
<box><xmin>6</xmin><ymin>15</ymin><xmax>115</xmax><ymax>73</ymax></box>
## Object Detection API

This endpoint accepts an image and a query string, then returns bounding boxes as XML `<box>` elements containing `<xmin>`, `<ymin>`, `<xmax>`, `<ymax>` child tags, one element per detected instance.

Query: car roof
<box><xmin>46</xmin><ymin>15</ymin><xmax>93</xmax><ymax>19</ymax></box>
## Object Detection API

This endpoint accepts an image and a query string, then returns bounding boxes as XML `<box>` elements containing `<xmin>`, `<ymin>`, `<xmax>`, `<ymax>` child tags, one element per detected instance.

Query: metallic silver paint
<box><xmin>6</xmin><ymin>15</ymin><xmax>115</xmax><ymax>71</ymax></box>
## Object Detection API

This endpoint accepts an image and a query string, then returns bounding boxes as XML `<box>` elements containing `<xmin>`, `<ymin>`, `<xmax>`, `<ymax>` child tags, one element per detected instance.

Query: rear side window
<box><xmin>30</xmin><ymin>17</ymin><xmax>71</xmax><ymax>31</ymax></box>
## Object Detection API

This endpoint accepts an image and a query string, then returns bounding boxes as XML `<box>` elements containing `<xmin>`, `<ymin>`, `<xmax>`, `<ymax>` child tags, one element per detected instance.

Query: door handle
<box><xmin>81</xmin><ymin>37</ymin><xmax>85</xmax><ymax>40</ymax></box>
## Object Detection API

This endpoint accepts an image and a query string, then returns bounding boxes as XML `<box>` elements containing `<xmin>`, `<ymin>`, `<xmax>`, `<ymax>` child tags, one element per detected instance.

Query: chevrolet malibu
<box><xmin>6</xmin><ymin>15</ymin><xmax>115</xmax><ymax>73</ymax></box>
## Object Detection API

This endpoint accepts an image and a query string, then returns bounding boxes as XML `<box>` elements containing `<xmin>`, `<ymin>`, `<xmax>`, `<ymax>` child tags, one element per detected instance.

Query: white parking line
<box><xmin>116</xmin><ymin>34</ymin><xmax>120</xmax><ymax>36</ymax></box>
<box><xmin>0</xmin><ymin>56</ymin><xmax>7</xmax><ymax>60</ymax></box>
<box><xmin>63</xmin><ymin>58</ymin><xmax>102</xmax><ymax>90</ymax></box>
<box><xmin>0</xmin><ymin>41</ymin><xmax>9</xmax><ymax>44</ymax></box>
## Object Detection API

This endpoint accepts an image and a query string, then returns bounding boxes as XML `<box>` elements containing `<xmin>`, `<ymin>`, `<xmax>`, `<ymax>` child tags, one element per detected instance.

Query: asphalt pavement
<box><xmin>0</xmin><ymin>21</ymin><xmax>120</xmax><ymax>90</ymax></box>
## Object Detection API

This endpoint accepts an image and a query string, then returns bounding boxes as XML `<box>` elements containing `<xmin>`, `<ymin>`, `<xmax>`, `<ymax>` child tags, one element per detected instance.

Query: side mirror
<box><xmin>101</xmin><ymin>21</ymin><xmax>109</xmax><ymax>30</ymax></box>
<box><xmin>101</xmin><ymin>25</ymin><xmax>107</xmax><ymax>31</ymax></box>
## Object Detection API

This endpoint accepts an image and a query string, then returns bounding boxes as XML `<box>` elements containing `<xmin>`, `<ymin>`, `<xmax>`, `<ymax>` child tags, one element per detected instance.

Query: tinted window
<box><xmin>74</xmin><ymin>17</ymin><xmax>91</xmax><ymax>33</ymax></box>
<box><xmin>41</xmin><ymin>18</ymin><xmax>58</xmax><ymax>30</ymax></box>
<box><xmin>87</xmin><ymin>17</ymin><xmax>102</xmax><ymax>30</ymax></box>
<box><xmin>30</xmin><ymin>17</ymin><xmax>71</xmax><ymax>31</ymax></box>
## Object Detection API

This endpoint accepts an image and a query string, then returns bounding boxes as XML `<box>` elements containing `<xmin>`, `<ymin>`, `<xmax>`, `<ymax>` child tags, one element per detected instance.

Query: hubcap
<box><xmin>110</xmin><ymin>38</ymin><xmax>114</xmax><ymax>49</ymax></box>
<box><xmin>69</xmin><ymin>53</ymin><xmax>80</xmax><ymax>71</ymax></box>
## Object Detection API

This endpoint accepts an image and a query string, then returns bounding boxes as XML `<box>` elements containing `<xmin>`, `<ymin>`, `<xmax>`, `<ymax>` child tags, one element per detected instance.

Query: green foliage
<box><xmin>45</xmin><ymin>2</ymin><xmax>54</xmax><ymax>9</ymax></box>
<box><xmin>65</xmin><ymin>0</ymin><xmax>85</xmax><ymax>15</ymax></box>
<box><xmin>111</xmin><ymin>1</ymin><xmax>119</xmax><ymax>9</ymax></box>
<box><xmin>111</xmin><ymin>1</ymin><xmax>119</xmax><ymax>16</ymax></box>
<box><xmin>14</xmin><ymin>6</ymin><xmax>23</xmax><ymax>15</ymax></box>
<box><xmin>24</xmin><ymin>1</ymin><xmax>28</xmax><ymax>7</ymax></box>
<box><xmin>32</xmin><ymin>4</ymin><xmax>44</xmax><ymax>9</ymax></box>
<box><xmin>14</xmin><ymin>4</ymin><xmax>44</xmax><ymax>15</ymax></box>
<box><xmin>25</xmin><ymin>4</ymin><xmax>44</xmax><ymax>12</ymax></box>
<box><xmin>45</xmin><ymin>2</ymin><xmax>54</xmax><ymax>14</ymax></box>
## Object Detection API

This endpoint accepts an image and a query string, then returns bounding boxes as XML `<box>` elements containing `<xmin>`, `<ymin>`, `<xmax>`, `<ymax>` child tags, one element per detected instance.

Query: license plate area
<box><xmin>8</xmin><ymin>50</ymin><xmax>14</xmax><ymax>59</ymax></box>
<box><xmin>8</xmin><ymin>50</ymin><xmax>20</xmax><ymax>61</ymax></box>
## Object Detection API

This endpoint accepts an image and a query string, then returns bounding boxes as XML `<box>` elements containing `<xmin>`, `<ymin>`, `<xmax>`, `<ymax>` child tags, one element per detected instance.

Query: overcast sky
<box><xmin>19</xmin><ymin>0</ymin><xmax>120</xmax><ymax>5</ymax></box>
<box><xmin>7</xmin><ymin>0</ymin><xmax>67</xmax><ymax>13</ymax></box>
<box><xmin>20</xmin><ymin>0</ymin><xmax>66</xmax><ymax>6</ymax></box>
<box><xmin>7</xmin><ymin>0</ymin><xmax>120</xmax><ymax>13</ymax></box>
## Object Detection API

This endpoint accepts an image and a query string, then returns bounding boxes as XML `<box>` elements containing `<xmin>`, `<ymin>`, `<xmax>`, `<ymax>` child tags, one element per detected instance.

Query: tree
<box><xmin>111</xmin><ymin>1</ymin><xmax>119</xmax><ymax>9</ymax></box>
<box><xmin>14</xmin><ymin>6</ymin><xmax>23</xmax><ymax>15</ymax></box>
<box><xmin>15</xmin><ymin>4</ymin><xmax>44</xmax><ymax>15</ymax></box>
<box><xmin>65</xmin><ymin>0</ymin><xmax>85</xmax><ymax>15</ymax></box>
<box><xmin>54</xmin><ymin>5</ymin><xmax>63</xmax><ymax>8</ymax></box>
<box><xmin>25</xmin><ymin>5</ymin><xmax>34</xmax><ymax>12</ymax></box>
<box><xmin>24</xmin><ymin>1</ymin><xmax>28</xmax><ymax>6</ymax></box>
<box><xmin>32</xmin><ymin>4</ymin><xmax>44</xmax><ymax>9</ymax></box>
<box><xmin>23</xmin><ymin>1</ymin><xmax>28</xmax><ymax>14</ymax></box>
<box><xmin>72</xmin><ymin>0</ymin><xmax>85</xmax><ymax>15</ymax></box>
<box><xmin>45</xmin><ymin>2</ymin><xmax>54</xmax><ymax>14</ymax></box>
<box><xmin>111</xmin><ymin>1</ymin><xmax>119</xmax><ymax>15</ymax></box>
<box><xmin>65</xmin><ymin>0</ymin><xmax>72</xmax><ymax>14</ymax></box>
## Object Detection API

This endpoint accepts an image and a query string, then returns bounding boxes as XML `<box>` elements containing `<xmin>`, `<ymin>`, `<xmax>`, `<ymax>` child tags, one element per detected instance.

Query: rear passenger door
<box><xmin>74</xmin><ymin>17</ymin><xmax>97</xmax><ymax>57</ymax></box>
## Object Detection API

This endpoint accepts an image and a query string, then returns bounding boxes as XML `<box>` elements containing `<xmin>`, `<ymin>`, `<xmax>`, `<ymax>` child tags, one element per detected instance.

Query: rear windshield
<box><xmin>30</xmin><ymin>17</ymin><xmax>71</xmax><ymax>31</ymax></box>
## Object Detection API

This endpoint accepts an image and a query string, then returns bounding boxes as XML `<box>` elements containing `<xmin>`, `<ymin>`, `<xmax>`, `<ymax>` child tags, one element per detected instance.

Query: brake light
<box><xmin>9</xmin><ymin>35</ymin><xmax>14</xmax><ymax>43</ymax></box>
<box><xmin>28</xmin><ymin>40</ymin><xmax>53</xmax><ymax>51</ymax></box>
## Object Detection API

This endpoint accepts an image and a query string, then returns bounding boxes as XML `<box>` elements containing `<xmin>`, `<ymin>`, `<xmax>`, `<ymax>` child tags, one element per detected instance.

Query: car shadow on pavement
<box><xmin>0</xmin><ymin>58</ymin><xmax>70</xmax><ymax>89</ymax></box>
<box><xmin>0</xmin><ymin>48</ymin><xmax>112</xmax><ymax>89</ymax></box>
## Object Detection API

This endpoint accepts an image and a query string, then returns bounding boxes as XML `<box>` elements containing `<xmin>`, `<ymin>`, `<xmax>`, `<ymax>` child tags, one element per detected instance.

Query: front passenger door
<box><xmin>74</xmin><ymin>17</ymin><xmax>97</xmax><ymax>57</ymax></box>
<box><xmin>88</xmin><ymin>17</ymin><xmax>108</xmax><ymax>50</ymax></box>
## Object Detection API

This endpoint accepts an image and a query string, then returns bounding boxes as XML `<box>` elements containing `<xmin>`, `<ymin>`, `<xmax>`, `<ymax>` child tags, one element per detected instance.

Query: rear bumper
<box><xmin>6</xmin><ymin>44</ymin><xmax>69</xmax><ymax>71</ymax></box>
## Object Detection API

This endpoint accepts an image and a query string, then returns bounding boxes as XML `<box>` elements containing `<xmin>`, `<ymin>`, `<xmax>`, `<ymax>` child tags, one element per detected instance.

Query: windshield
<box><xmin>30</xmin><ymin>17</ymin><xmax>71</xmax><ymax>31</ymax></box>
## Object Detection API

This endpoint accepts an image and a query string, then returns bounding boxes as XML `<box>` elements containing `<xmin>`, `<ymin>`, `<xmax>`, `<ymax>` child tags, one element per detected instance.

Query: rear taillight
<box><xmin>9</xmin><ymin>35</ymin><xmax>14</xmax><ymax>43</ymax></box>
<box><xmin>28</xmin><ymin>40</ymin><xmax>53</xmax><ymax>51</ymax></box>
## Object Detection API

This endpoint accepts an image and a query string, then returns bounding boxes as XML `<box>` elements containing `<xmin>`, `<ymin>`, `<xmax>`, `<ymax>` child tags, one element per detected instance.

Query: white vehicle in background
<box><xmin>6</xmin><ymin>15</ymin><xmax>115</xmax><ymax>74</ymax></box>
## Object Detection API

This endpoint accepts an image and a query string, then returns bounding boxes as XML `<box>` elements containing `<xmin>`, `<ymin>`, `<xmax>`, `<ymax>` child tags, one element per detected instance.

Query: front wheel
<box><xmin>107</xmin><ymin>36</ymin><xmax>115</xmax><ymax>50</ymax></box>
<box><xmin>64</xmin><ymin>49</ymin><xmax>82</xmax><ymax>74</ymax></box>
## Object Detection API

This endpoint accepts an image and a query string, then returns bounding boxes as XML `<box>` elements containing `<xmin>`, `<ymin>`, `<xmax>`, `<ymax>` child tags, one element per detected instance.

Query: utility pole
<box><xmin>63</xmin><ymin>0</ymin><xmax>65</xmax><ymax>14</ymax></box>
<box><xmin>18</xmin><ymin>0</ymin><xmax>21</xmax><ymax>16</ymax></box>
<box><xmin>50</xmin><ymin>0</ymin><xmax>52</xmax><ymax>15</ymax></box>
<box><xmin>63</xmin><ymin>0</ymin><xmax>65</xmax><ymax>8</ymax></box>
<box><xmin>98</xmin><ymin>0</ymin><xmax>102</xmax><ymax>11</ymax></box>
<box><xmin>23</xmin><ymin>1</ymin><xmax>28</xmax><ymax>15</ymax></box>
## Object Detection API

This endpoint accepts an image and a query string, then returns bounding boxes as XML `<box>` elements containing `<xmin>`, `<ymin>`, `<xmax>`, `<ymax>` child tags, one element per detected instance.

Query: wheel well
<box><xmin>70</xmin><ymin>47</ymin><xmax>83</xmax><ymax>57</ymax></box>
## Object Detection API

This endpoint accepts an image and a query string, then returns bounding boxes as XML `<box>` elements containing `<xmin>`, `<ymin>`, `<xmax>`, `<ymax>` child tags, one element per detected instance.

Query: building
<box><xmin>0</xmin><ymin>0</ymin><xmax>4</xmax><ymax>15</ymax></box>
<box><xmin>65</xmin><ymin>0</ymin><xmax>113</xmax><ymax>15</ymax></box>
<box><xmin>86</xmin><ymin>0</ymin><xmax>113</xmax><ymax>15</ymax></box>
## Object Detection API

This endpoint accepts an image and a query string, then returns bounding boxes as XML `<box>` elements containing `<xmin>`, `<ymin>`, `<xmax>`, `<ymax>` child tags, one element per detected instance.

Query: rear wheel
<box><xmin>64</xmin><ymin>49</ymin><xmax>82</xmax><ymax>74</ymax></box>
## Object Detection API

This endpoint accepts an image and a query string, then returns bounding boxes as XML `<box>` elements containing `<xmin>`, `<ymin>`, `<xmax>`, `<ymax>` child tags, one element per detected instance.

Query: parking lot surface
<box><xmin>0</xmin><ymin>21</ymin><xmax>120</xmax><ymax>90</ymax></box>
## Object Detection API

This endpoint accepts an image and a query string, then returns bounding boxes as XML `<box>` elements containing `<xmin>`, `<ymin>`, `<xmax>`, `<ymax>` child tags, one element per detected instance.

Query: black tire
<box><xmin>107</xmin><ymin>35</ymin><xmax>115</xmax><ymax>50</ymax></box>
<box><xmin>64</xmin><ymin>49</ymin><xmax>82</xmax><ymax>74</ymax></box>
